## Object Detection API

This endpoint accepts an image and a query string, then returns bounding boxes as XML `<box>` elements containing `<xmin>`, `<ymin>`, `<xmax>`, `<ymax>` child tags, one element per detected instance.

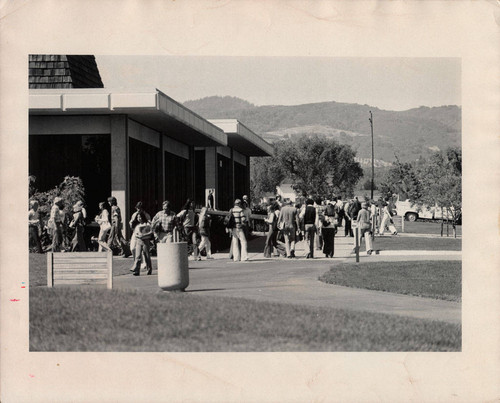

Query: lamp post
<box><xmin>369</xmin><ymin>111</ymin><xmax>374</xmax><ymax>200</ymax></box>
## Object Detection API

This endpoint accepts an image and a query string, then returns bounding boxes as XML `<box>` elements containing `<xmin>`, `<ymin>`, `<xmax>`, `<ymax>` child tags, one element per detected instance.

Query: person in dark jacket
<box><xmin>322</xmin><ymin>202</ymin><xmax>337</xmax><ymax>258</ymax></box>
<box><xmin>300</xmin><ymin>198</ymin><xmax>317</xmax><ymax>258</ymax></box>
<box><xmin>348</xmin><ymin>197</ymin><xmax>361</xmax><ymax>222</ymax></box>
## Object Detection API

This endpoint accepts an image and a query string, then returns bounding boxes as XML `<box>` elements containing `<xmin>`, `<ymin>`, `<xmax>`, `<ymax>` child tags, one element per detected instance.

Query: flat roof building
<box><xmin>29</xmin><ymin>88</ymin><xmax>272</xmax><ymax>235</ymax></box>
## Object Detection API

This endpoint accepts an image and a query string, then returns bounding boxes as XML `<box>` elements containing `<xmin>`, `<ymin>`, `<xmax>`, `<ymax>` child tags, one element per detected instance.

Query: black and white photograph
<box><xmin>2</xmin><ymin>1</ymin><xmax>499</xmax><ymax>402</ymax></box>
<box><xmin>27</xmin><ymin>55</ymin><xmax>462</xmax><ymax>352</ymax></box>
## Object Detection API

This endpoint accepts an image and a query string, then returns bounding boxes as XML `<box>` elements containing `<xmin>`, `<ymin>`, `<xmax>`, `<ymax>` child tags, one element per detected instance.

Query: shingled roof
<box><xmin>29</xmin><ymin>55</ymin><xmax>104</xmax><ymax>89</ymax></box>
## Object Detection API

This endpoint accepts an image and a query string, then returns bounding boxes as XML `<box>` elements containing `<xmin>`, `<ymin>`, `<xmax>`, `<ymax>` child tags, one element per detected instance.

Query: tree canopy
<box><xmin>380</xmin><ymin>147</ymin><xmax>462</xmax><ymax>223</ymax></box>
<box><xmin>251</xmin><ymin>136</ymin><xmax>363</xmax><ymax>199</ymax></box>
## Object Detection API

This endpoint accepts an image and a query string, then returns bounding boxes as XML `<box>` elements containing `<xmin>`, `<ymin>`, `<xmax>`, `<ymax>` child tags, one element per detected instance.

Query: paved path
<box><xmin>114</xmin><ymin>235</ymin><xmax>461</xmax><ymax>324</ymax></box>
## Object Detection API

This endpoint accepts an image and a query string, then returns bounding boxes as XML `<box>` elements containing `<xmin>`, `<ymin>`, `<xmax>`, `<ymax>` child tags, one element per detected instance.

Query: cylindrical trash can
<box><xmin>157</xmin><ymin>242</ymin><xmax>189</xmax><ymax>291</ymax></box>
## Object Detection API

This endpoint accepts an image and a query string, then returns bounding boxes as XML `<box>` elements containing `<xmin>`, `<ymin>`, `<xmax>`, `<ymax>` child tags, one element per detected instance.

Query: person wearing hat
<box><xmin>107</xmin><ymin>196</ymin><xmax>131</xmax><ymax>257</ymax></box>
<box><xmin>48</xmin><ymin>196</ymin><xmax>65</xmax><ymax>252</ymax></box>
<box><xmin>28</xmin><ymin>200</ymin><xmax>43</xmax><ymax>253</ymax></box>
<box><xmin>69</xmin><ymin>200</ymin><xmax>86</xmax><ymax>251</ymax></box>
<box><xmin>227</xmin><ymin>199</ymin><xmax>248</xmax><ymax>262</ymax></box>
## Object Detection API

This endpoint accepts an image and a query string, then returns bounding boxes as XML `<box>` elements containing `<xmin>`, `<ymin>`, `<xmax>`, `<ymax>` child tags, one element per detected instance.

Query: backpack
<box><xmin>224</xmin><ymin>211</ymin><xmax>235</xmax><ymax>229</ymax></box>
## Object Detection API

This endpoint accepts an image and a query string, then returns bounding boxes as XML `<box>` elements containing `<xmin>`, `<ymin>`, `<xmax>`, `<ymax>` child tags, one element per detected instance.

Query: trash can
<box><xmin>157</xmin><ymin>241</ymin><xmax>189</xmax><ymax>291</ymax></box>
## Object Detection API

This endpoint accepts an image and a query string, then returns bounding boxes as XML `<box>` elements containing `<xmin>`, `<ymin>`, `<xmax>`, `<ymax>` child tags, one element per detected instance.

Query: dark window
<box><xmin>129</xmin><ymin>138</ymin><xmax>160</xmax><ymax>218</ymax></box>
<box><xmin>234</xmin><ymin>161</ymin><xmax>247</xmax><ymax>201</ymax></box>
<box><xmin>194</xmin><ymin>150</ymin><xmax>206</xmax><ymax>209</ymax></box>
<box><xmin>217</xmin><ymin>154</ymin><xmax>233</xmax><ymax>211</ymax></box>
<box><xmin>29</xmin><ymin>134</ymin><xmax>111</xmax><ymax>218</ymax></box>
<box><xmin>165</xmin><ymin>151</ymin><xmax>189</xmax><ymax>213</ymax></box>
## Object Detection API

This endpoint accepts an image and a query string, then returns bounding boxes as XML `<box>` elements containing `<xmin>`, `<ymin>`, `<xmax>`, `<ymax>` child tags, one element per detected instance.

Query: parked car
<box><xmin>395</xmin><ymin>197</ymin><xmax>460</xmax><ymax>223</ymax></box>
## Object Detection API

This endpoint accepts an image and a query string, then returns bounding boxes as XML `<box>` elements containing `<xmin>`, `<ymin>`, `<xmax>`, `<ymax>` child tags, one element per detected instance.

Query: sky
<box><xmin>96</xmin><ymin>56</ymin><xmax>461</xmax><ymax>111</ymax></box>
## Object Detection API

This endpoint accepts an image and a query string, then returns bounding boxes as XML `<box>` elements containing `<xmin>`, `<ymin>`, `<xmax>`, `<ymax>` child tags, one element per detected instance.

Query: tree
<box><xmin>419</xmin><ymin>148</ymin><xmax>461</xmax><ymax>236</ymax></box>
<box><xmin>272</xmin><ymin>136</ymin><xmax>362</xmax><ymax>198</ymax></box>
<box><xmin>250</xmin><ymin>156</ymin><xmax>286</xmax><ymax>201</ymax></box>
<box><xmin>379</xmin><ymin>156</ymin><xmax>422</xmax><ymax>202</ymax></box>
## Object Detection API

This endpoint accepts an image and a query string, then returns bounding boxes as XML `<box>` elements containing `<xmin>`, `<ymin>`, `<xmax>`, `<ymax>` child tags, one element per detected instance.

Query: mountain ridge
<box><xmin>183</xmin><ymin>96</ymin><xmax>461</xmax><ymax>164</ymax></box>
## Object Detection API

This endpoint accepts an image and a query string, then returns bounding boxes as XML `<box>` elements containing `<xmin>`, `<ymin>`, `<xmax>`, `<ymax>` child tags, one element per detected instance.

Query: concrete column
<box><xmin>205</xmin><ymin>147</ymin><xmax>217</xmax><ymax>208</ymax></box>
<box><xmin>246</xmin><ymin>155</ymin><xmax>251</xmax><ymax>198</ymax></box>
<box><xmin>230</xmin><ymin>148</ymin><xmax>235</xmax><ymax>205</ymax></box>
<box><xmin>110</xmin><ymin>115</ymin><xmax>129</xmax><ymax>239</ymax></box>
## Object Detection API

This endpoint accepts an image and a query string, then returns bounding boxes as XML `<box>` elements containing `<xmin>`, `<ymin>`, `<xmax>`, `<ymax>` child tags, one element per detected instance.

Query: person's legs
<box><xmin>263</xmin><ymin>230</ymin><xmax>273</xmax><ymax>257</ymax></box>
<box><xmin>365</xmin><ymin>230</ymin><xmax>373</xmax><ymax>252</ymax></box>
<box><xmin>283</xmin><ymin>231</ymin><xmax>291</xmax><ymax>257</ymax></box>
<box><xmin>231</xmin><ymin>232</ymin><xmax>240</xmax><ymax>261</ymax></box>
<box><xmin>142</xmin><ymin>243</ymin><xmax>152</xmax><ymax>274</ymax></box>
<box><xmin>130</xmin><ymin>234</ymin><xmax>137</xmax><ymax>259</ymax></box>
<box><xmin>199</xmin><ymin>235</ymin><xmax>206</xmax><ymax>253</ymax></box>
<box><xmin>191</xmin><ymin>229</ymin><xmax>199</xmax><ymax>259</ymax></box>
<box><xmin>289</xmin><ymin>230</ymin><xmax>296</xmax><ymax>257</ymax></box>
<box><xmin>388</xmin><ymin>223</ymin><xmax>398</xmax><ymax>234</ymax></box>
<box><xmin>52</xmin><ymin>225</ymin><xmax>62</xmax><ymax>252</ymax></box>
<box><xmin>131</xmin><ymin>242</ymin><xmax>143</xmax><ymax>275</ymax></box>
<box><xmin>238</xmin><ymin>228</ymin><xmax>248</xmax><ymax>261</ymax></box>
<box><xmin>379</xmin><ymin>215</ymin><xmax>388</xmax><ymax>235</ymax></box>
<box><xmin>305</xmin><ymin>225</ymin><xmax>315</xmax><ymax>257</ymax></box>
<box><xmin>30</xmin><ymin>226</ymin><xmax>43</xmax><ymax>253</ymax></box>
<box><xmin>205</xmin><ymin>236</ymin><xmax>212</xmax><ymax>258</ymax></box>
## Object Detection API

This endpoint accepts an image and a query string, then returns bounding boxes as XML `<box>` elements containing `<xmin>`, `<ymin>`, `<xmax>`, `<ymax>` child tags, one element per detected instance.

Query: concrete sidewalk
<box><xmin>114</xmin><ymin>235</ymin><xmax>461</xmax><ymax>324</ymax></box>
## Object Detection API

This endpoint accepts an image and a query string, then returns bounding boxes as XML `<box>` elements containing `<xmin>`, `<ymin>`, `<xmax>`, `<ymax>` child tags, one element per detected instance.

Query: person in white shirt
<box><xmin>29</xmin><ymin>200</ymin><xmax>43</xmax><ymax>253</ymax></box>
<box><xmin>130</xmin><ymin>212</ymin><xmax>154</xmax><ymax>276</ymax></box>
<box><xmin>227</xmin><ymin>199</ymin><xmax>248</xmax><ymax>262</ymax></box>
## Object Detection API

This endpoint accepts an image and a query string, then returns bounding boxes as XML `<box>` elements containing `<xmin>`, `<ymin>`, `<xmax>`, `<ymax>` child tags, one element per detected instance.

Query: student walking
<box><xmin>227</xmin><ymin>199</ymin><xmax>248</xmax><ymax>262</ymax></box>
<box><xmin>379</xmin><ymin>201</ymin><xmax>398</xmax><ymax>235</ymax></box>
<box><xmin>95</xmin><ymin>202</ymin><xmax>111</xmax><ymax>251</ymax></box>
<box><xmin>278</xmin><ymin>200</ymin><xmax>300</xmax><ymax>258</ymax></box>
<box><xmin>129</xmin><ymin>201</ymin><xmax>151</xmax><ymax>258</ymax></box>
<box><xmin>107</xmin><ymin>196</ymin><xmax>131</xmax><ymax>257</ymax></box>
<box><xmin>356</xmin><ymin>202</ymin><xmax>374</xmax><ymax>254</ymax></box>
<box><xmin>178</xmin><ymin>199</ymin><xmax>200</xmax><ymax>260</ymax></box>
<box><xmin>198</xmin><ymin>207</ymin><xmax>213</xmax><ymax>259</ymax></box>
<box><xmin>28</xmin><ymin>200</ymin><xmax>43</xmax><ymax>253</ymax></box>
<box><xmin>152</xmin><ymin>201</ymin><xmax>177</xmax><ymax>243</ymax></box>
<box><xmin>130</xmin><ymin>212</ymin><xmax>154</xmax><ymax>276</ymax></box>
<box><xmin>69</xmin><ymin>200</ymin><xmax>86</xmax><ymax>251</ymax></box>
<box><xmin>343</xmin><ymin>199</ymin><xmax>354</xmax><ymax>237</ymax></box>
<box><xmin>48</xmin><ymin>196</ymin><xmax>65</xmax><ymax>252</ymax></box>
<box><xmin>321</xmin><ymin>202</ymin><xmax>337</xmax><ymax>258</ymax></box>
<box><xmin>263</xmin><ymin>204</ymin><xmax>285</xmax><ymax>258</ymax></box>
<box><xmin>300</xmin><ymin>198</ymin><xmax>316</xmax><ymax>258</ymax></box>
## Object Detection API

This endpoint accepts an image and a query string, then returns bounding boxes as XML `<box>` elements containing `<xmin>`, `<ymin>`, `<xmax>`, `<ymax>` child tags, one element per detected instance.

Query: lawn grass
<box><xmin>29</xmin><ymin>287</ymin><xmax>460</xmax><ymax>352</ymax></box>
<box><xmin>373</xmin><ymin>236</ymin><xmax>461</xmax><ymax>251</ymax></box>
<box><xmin>320</xmin><ymin>260</ymin><xmax>461</xmax><ymax>301</ymax></box>
<box><xmin>399</xmin><ymin>220</ymin><xmax>462</xmax><ymax>236</ymax></box>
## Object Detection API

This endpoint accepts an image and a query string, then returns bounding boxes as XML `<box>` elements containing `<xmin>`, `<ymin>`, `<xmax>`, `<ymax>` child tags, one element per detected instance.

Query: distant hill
<box><xmin>183</xmin><ymin>96</ymin><xmax>461</xmax><ymax>164</ymax></box>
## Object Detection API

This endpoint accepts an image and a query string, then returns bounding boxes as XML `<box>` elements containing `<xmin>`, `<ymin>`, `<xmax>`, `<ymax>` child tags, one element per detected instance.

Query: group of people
<box><xmin>260</xmin><ymin>195</ymin><xmax>398</xmax><ymax>259</ymax></box>
<box><xmin>29</xmin><ymin>197</ymin><xmax>89</xmax><ymax>254</ymax></box>
<box><xmin>29</xmin><ymin>192</ymin><xmax>399</xmax><ymax>272</ymax></box>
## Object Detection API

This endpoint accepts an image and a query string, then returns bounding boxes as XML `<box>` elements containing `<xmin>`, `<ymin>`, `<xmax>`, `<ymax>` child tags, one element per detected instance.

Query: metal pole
<box><xmin>355</xmin><ymin>226</ymin><xmax>359</xmax><ymax>263</ymax></box>
<box><xmin>369</xmin><ymin>111</ymin><xmax>374</xmax><ymax>200</ymax></box>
